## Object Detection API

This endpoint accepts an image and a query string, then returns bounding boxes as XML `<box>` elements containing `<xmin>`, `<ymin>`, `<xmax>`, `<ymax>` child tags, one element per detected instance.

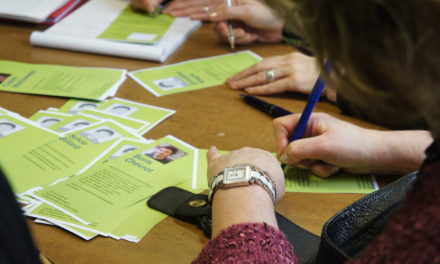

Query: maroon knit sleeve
<box><xmin>193</xmin><ymin>222</ymin><xmax>299</xmax><ymax>264</ymax></box>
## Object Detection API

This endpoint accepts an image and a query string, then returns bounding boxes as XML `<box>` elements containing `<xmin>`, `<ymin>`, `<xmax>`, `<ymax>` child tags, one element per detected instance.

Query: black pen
<box><xmin>240</xmin><ymin>94</ymin><xmax>293</xmax><ymax>118</ymax></box>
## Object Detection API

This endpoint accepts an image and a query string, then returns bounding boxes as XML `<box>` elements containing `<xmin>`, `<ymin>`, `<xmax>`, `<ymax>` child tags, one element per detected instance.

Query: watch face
<box><xmin>223</xmin><ymin>166</ymin><xmax>251</xmax><ymax>184</ymax></box>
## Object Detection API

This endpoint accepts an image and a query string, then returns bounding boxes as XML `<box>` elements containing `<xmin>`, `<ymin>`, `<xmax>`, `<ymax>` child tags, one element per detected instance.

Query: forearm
<box><xmin>211</xmin><ymin>185</ymin><xmax>278</xmax><ymax>237</ymax></box>
<box><xmin>196</xmin><ymin>185</ymin><xmax>298</xmax><ymax>264</ymax></box>
<box><xmin>370</xmin><ymin>130</ymin><xmax>432</xmax><ymax>174</ymax></box>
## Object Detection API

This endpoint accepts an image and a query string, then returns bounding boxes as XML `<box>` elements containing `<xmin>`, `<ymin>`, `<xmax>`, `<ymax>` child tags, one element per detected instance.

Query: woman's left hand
<box><xmin>228</xmin><ymin>52</ymin><xmax>320</xmax><ymax>95</ymax></box>
<box><xmin>207</xmin><ymin>146</ymin><xmax>285</xmax><ymax>202</ymax></box>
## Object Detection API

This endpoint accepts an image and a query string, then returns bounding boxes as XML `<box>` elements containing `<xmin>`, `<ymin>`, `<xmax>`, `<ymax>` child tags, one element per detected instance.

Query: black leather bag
<box><xmin>147</xmin><ymin>171</ymin><xmax>417</xmax><ymax>264</ymax></box>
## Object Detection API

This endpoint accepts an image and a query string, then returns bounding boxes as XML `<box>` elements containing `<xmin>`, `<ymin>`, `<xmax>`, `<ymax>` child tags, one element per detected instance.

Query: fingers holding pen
<box><xmin>164</xmin><ymin>0</ymin><xmax>223</xmax><ymax>18</ymax></box>
<box><xmin>212</xmin><ymin>22</ymin><xmax>258</xmax><ymax>44</ymax></box>
<box><xmin>131</xmin><ymin>0</ymin><xmax>163</xmax><ymax>13</ymax></box>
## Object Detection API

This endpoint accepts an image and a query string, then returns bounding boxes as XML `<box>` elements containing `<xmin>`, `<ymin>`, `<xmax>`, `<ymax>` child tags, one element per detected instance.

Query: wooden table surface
<box><xmin>0</xmin><ymin>19</ymin><xmax>388</xmax><ymax>264</ymax></box>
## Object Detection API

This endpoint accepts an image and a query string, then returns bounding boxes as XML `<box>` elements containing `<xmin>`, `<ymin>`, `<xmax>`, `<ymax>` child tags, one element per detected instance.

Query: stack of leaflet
<box><xmin>30</xmin><ymin>0</ymin><xmax>201</xmax><ymax>62</ymax></box>
<box><xmin>0</xmin><ymin>0</ymin><xmax>85</xmax><ymax>24</ymax></box>
<box><xmin>0</xmin><ymin>60</ymin><xmax>127</xmax><ymax>101</ymax></box>
<box><xmin>0</xmin><ymin>99</ymin><xmax>203</xmax><ymax>242</ymax></box>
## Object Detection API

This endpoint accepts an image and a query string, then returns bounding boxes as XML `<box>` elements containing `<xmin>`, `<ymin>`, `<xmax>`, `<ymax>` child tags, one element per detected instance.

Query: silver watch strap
<box><xmin>209</xmin><ymin>164</ymin><xmax>277</xmax><ymax>203</ymax></box>
<box><xmin>250</xmin><ymin>170</ymin><xmax>276</xmax><ymax>202</ymax></box>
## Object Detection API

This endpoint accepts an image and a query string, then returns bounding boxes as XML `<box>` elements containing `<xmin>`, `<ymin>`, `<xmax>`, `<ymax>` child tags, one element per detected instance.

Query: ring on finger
<box><xmin>203</xmin><ymin>5</ymin><xmax>211</xmax><ymax>12</ymax></box>
<box><xmin>265</xmin><ymin>69</ymin><xmax>276</xmax><ymax>82</ymax></box>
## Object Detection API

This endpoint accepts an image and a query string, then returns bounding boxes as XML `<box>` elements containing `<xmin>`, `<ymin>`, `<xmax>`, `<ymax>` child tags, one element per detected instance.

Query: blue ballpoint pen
<box><xmin>289</xmin><ymin>62</ymin><xmax>330</xmax><ymax>142</ymax></box>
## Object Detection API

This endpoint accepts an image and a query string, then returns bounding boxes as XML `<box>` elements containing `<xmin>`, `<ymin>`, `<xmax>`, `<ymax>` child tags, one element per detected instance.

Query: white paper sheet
<box><xmin>0</xmin><ymin>0</ymin><xmax>68</xmax><ymax>23</ymax></box>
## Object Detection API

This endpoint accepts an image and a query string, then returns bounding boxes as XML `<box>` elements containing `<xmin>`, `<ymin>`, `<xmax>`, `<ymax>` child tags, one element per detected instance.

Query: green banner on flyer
<box><xmin>98</xmin><ymin>6</ymin><xmax>174</xmax><ymax>44</ymax></box>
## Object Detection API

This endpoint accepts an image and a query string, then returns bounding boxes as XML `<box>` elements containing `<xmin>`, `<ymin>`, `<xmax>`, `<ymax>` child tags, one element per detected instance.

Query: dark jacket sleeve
<box><xmin>0</xmin><ymin>169</ymin><xmax>41</xmax><ymax>264</ymax></box>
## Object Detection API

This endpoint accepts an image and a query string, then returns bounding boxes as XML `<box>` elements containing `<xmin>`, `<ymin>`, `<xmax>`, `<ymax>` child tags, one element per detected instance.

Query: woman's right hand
<box><xmin>207</xmin><ymin>0</ymin><xmax>284</xmax><ymax>45</ymax></box>
<box><xmin>131</xmin><ymin>0</ymin><xmax>165</xmax><ymax>13</ymax></box>
<box><xmin>274</xmin><ymin>113</ymin><xmax>431</xmax><ymax>177</ymax></box>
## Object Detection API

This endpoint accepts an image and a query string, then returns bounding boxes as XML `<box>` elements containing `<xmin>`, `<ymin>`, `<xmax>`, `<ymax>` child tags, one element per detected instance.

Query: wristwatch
<box><xmin>208</xmin><ymin>164</ymin><xmax>277</xmax><ymax>203</ymax></box>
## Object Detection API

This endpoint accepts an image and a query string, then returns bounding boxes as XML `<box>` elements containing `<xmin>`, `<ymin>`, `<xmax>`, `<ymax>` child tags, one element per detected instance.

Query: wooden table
<box><xmin>0</xmin><ymin>19</ymin><xmax>388</xmax><ymax>264</ymax></box>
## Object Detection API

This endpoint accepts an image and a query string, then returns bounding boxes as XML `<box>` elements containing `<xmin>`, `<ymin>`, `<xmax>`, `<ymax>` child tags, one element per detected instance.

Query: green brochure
<box><xmin>129</xmin><ymin>51</ymin><xmax>262</xmax><ymax>96</ymax></box>
<box><xmin>194</xmin><ymin>150</ymin><xmax>378</xmax><ymax>194</ymax></box>
<box><xmin>59</xmin><ymin>98</ymin><xmax>175</xmax><ymax>134</ymax></box>
<box><xmin>98</xmin><ymin>6</ymin><xmax>174</xmax><ymax>44</ymax></box>
<box><xmin>2</xmin><ymin>120</ymin><xmax>143</xmax><ymax>195</ymax></box>
<box><xmin>25</xmin><ymin>202</ymin><xmax>99</xmax><ymax>240</ymax></box>
<box><xmin>80</xmin><ymin>109</ymin><xmax>150</xmax><ymax>134</ymax></box>
<box><xmin>97</xmin><ymin>97</ymin><xmax>175</xmax><ymax>134</ymax></box>
<box><xmin>33</xmin><ymin>135</ymin><xmax>197</xmax><ymax>224</ymax></box>
<box><xmin>26</xmin><ymin>199</ymin><xmax>144</xmax><ymax>238</ymax></box>
<box><xmin>284</xmin><ymin>166</ymin><xmax>378</xmax><ymax>194</ymax></box>
<box><xmin>0</xmin><ymin>60</ymin><xmax>127</xmax><ymax>100</ymax></box>
<box><xmin>29</xmin><ymin>110</ymin><xmax>73</xmax><ymax>129</ymax></box>
<box><xmin>110</xmin><ymin>180</ymin><xmax>197</xmax><ymax>242</ymax></box>
<box><xmin>93</xmin><ymin>138</ymin><xmax>153</xmax><ymax>164</ymax></box>
<box><xmin>58</xmin><ymin>99</ymin><xmax>102</xmax><ymax>114</ymax></box>
<box><xmin>49</xmin><ymin>113</ymin><xmax>102</xmax><ymax>133</ymax></box>
<box><xmin>0</xmin><ymin>113</ymin><xmax>61</xmax><ymax>165</ymax></box>
<box><xmin>78</xmin><ymin>138</ymin><xmax>153</xmax><ymax>174</ymax></box>
<box><xmin>25</xmin><ymin>180</ymin><xmax>195</xmax><ymax>242</ymax></box>
<box><xmin>30</xmin><ymin>110</ymin><xmax>103</xmax><ymax>133</ymax></box>
<box><xmin>17</xmin><ymin>194</ymin><xmax>37</xmax><ymax>205</ymax></box>
<box><xmin>54</xmin><ymin>222</ymin><xmax>99</xmax><ymax>240</ymax></box>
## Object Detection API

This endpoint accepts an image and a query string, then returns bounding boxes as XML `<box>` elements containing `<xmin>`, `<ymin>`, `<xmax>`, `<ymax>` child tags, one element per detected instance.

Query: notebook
<box><xmin>30</xmin><ymin>0</ymin><xmax>201</xmax><ymax>62</ymax></box>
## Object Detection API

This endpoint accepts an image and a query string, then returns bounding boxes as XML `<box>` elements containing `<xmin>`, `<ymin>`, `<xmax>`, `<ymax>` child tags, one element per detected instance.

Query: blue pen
<box><xmin>289</xmin><ymin>62</ymin><xmax>330</xmax><ymax>142</ymax></box>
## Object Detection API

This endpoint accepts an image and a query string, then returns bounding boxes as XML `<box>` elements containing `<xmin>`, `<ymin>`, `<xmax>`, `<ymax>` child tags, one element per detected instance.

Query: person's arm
<box><xmin>274</xmin><ymin>113</ymin><xmax>432</xmax><ymax>177</ymax></box>
<box><xmin>193</xmin><ymin>146</ymin><xmax>298</xmax><ymax>263</ymax></box>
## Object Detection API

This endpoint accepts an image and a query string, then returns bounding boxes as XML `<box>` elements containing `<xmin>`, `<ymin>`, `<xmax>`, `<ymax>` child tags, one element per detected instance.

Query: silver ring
<box><xmin>265</xmin><ymin>69</ymin><xmax>276</xmax><ymax>82</ymax></box>
<box><xmin>203</xmin><ymin>5</ymin><xmax>211</xmax><ymax>12</ymax></box>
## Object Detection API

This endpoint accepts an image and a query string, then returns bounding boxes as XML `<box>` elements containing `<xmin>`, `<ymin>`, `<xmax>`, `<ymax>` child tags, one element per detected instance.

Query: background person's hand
<box><xmin>131</xmin><ymin>0</ymin><xmax>165</xmax><ymax>13</ymax></box>
<box><xmin>274</xmin><ymin>113</ymin><xmax>431</xmax><ymax>177</ymax></box>
<box><xmin>207</xmin><ymin>0</ymin><xmax>283</xmax><ymax>45</ymax></box>
<box><xmin>228</xmin><ymin>52</ymin><xmax>320</xmax><ymax>95</ymax></box>
<box><xmin>163</xmin><ymin>0</ymin><xmax>223</xmax><ymax>20</ymax></box>
<box><xmin>207</xmin><ymin>146</ymin><xmax>285</xmax><ymax>202</ymax></box>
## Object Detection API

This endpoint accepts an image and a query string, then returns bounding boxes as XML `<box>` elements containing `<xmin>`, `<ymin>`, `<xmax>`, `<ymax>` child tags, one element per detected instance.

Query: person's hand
<box><xmin>162</xmin><ymin>0</ymin><xmax>223</xmax><ymax>20</ymax></box>
<box><xmin>130</xmin><ymin>0</ymin><xmax>165</xmax><ymax>13</ymax></box>
<box><xmin>274</xmin><ymin>113</ymin><xmax>431</xmax><ymax>177</ymax></box>
<box><xmin>228</xmin><ymin>52</ymin><xmax>337</xmax><ymax>101</ymax></box>
<box><xmin>207</xmin><ymin>146</ymin><xmax>285</xmax><ymax>202</ymax></box>
<box><xmin>228</xmin><ymin>52</ymin><xmax>321</xmax><ymax>95</ymax></box>
<box><xmin>207</xmin><ymin>0</ymin><xmax>284</xmax><ymax>45</ymax></box>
